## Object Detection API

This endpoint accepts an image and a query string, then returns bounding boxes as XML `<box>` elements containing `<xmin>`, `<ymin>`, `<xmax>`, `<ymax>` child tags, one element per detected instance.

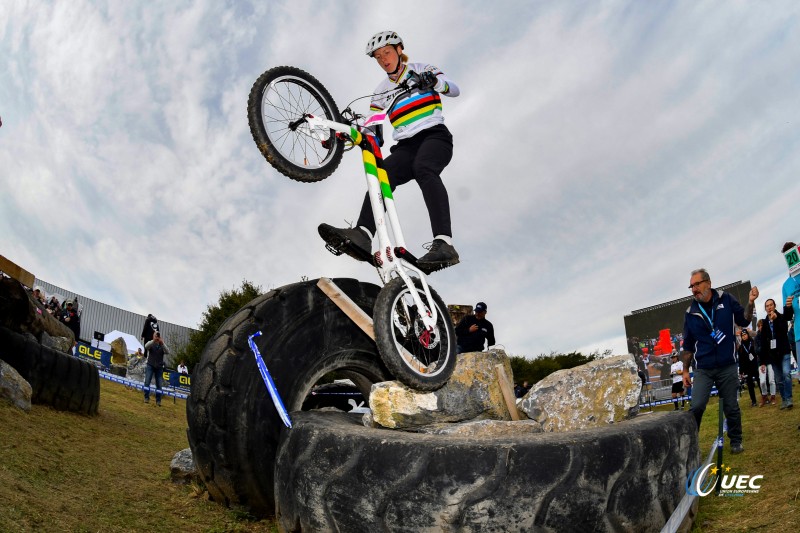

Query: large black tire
<box><xmin>275</xmin><ymin>411</ymin><xmax>701</xmax><ymax>532</ymax></box>
<box><xmin>186</xmin><ymin>278</ymin><xmax>389</xmax><ymax>517</ymax></box>
<box><xmin>0</xmin><ymin>326</ymin><xmax>100</xmax><ymax>416</ymax></box>
<box><xmin>247</xmin><ymin>66</ymin><xmax>345</xmax><ymax>182</ymax></box>
<box><xmin>373</xmin><ymin>277</ymin><xmax>456</xmax><ymax>391</ymax></box>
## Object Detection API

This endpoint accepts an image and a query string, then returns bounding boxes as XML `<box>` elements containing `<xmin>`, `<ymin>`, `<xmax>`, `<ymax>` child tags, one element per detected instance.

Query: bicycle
<box><xmin>246</xmin><ymin>66</ymin><xmax>457</xmax><ymax>390</ymax></box>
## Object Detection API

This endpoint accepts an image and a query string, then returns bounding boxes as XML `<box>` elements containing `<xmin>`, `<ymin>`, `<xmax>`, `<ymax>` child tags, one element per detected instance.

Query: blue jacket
<box><xmin>682</xmin><ymin>290</ymin><xmax>749</xmax><ymax>369</ymax></box>
<box><xmin>782</xmin><ymin>276</ymin><xmax>800</xmax><ymax>343</ymax></box>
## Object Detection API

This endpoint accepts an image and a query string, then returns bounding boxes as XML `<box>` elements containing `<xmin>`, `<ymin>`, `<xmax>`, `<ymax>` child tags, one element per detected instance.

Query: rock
<box><xmin>126</xmin><ymin>353</ymin><xmax>146</xmax><ymax>382</ymax></box>
<box><xmin>369</xmin><ymin>349</ymin><xmax>514</xmax><ymax>429</ymax></box>
<box><xmin>170</xmin><ymin>448</ymin><xmax>198</xmax><ymax>484</ymax></box>
<box><xmin>109</xmin><ymin>337</ymin><xmax>128</xmax><ymax>365</ymax></box>
<box><xmin>413</xmin><ymin>418</ymin><xmax>543</xmax><ymax>437</ymax></box>
<box><xmin>0</xmin><ymin>277</ymin><xmax>75</xmax><ymax>344</ymax></box>
<box><xmin>0</xmin><ymin>359</ymin><xmax>32</xmax><ymax>411</ymax></box>
<box><xmin>519</xmin><ymin>354</ymin><xmax>641</xmax><ymax>432</ymax></box>
<box><xmin>109</xmin><ymin>364</ymin><xmax>127</xmax><ymax>377</ymax></box>
<box><xmin>40</xmin><ymin>331</ymin><xmax>74</xmax><ymax>354</ymax></box>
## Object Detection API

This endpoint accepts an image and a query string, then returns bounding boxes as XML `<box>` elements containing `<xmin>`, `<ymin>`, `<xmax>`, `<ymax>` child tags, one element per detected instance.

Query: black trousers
<box><xmin>357</xmin><ymin>124</ymin><xmax>453</xmax><ymax>238</ymax></box>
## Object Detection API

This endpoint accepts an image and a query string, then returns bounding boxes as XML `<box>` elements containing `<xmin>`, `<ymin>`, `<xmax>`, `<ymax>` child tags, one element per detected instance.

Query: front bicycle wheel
<box><xmin>373</xmin><ymin>277</ymin><xmax>457</xmax><ymax>391</ymax></box>
<box><xmin>247</xmin><ymin>66</ymin><xmax>344</xmax><ymax>182</ymax></box>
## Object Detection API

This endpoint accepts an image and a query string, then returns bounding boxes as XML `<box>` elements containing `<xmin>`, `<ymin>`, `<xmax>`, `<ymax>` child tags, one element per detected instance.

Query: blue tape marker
<box><xmin>248</xmin><ymin>331</ymin><xmax>292</xmax><ymax>428</ymax></box>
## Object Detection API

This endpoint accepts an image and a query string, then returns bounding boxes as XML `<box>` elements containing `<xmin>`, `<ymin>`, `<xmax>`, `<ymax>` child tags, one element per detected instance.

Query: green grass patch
<box><xmin>0</xmin><ymin>378</ymin><xmax>277</xmax><ymax>532</ymax></box>
<box><xmin>2</xmin><ymin>375</ymin><xmax>799</xmax><ymax>531</ymax></box>
<box><xmin>648</xmin><ymin>386</ymin><xmax>800</xmax><ymax>531</ymax></box>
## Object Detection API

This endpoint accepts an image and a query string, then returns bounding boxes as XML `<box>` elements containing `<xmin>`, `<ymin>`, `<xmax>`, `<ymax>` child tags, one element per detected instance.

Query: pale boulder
<box><xmin>369</xmin><ymin>349</ymin><xmax>514</xmax><ymax>429</ymax></box>
<box><xmin>0</xmin><ymin>359</ymin><xmax>32</xmax><ymax>411</ymax></box>
<box><xmin>519</xmin><ymin>354</ymin><xmax>641</xmax><ymax>432</ymax></box>
<box><xmin>109</xmin><ymin>337</ymin><xmax>128</xmax><ymax>365</ymax></box>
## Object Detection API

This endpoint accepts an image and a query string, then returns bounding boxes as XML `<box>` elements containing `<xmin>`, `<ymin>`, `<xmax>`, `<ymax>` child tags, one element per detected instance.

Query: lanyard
<box><xmin>768</xmin><ymin>320</ymin><xmax>774</xmax><ymax>336</ymax></box>
<box><xmin>697</xmin><ymin>300</ymin><xmax>714</xmax><ymax>330</ymax></box>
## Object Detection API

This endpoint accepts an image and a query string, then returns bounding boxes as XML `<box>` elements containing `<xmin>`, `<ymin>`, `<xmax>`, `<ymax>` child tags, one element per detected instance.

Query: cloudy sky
<box><xmin>2</xmin><ymin>1</ymin><xmax>798</xmax><ymax>358</ymax></box>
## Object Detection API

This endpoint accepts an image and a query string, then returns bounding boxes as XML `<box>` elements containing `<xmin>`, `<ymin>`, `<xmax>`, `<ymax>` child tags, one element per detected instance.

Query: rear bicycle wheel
<box><xmin>373</xmin><ymin>277</ymin><xmax>456</xmax><ymax>391</ymax></box>
<box><xmin>247</xmin><ymin>66</ymin><xmax>344</xmax><ymax>182</ymax></box>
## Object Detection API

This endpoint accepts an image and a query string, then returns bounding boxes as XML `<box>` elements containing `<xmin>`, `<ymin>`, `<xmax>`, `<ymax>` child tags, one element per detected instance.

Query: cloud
<box><xmin>2</xmin><ymin>1</ymin><xmax>799</xmax><ymax>358</ymax></box>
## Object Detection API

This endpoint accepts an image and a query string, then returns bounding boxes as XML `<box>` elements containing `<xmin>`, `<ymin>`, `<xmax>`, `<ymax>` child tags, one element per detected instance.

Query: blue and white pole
<box><xmin>248</xmin><ymin>331</ymin><xmax>292</xmax><ymax>428</ymax></box>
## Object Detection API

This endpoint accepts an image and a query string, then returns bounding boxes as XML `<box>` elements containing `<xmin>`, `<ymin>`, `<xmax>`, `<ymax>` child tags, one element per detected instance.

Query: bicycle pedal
<box><xmin>324</xmin><ymin>243</ymin><xmax>344</xmax><ymax>256</ymax></box>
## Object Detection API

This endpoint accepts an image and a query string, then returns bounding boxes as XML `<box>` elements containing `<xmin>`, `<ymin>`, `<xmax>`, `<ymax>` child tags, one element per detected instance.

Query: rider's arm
<box><xmin>432</xmin><ymin>71</ymin><xmax>459</xmax><ymax>97</ymax></box>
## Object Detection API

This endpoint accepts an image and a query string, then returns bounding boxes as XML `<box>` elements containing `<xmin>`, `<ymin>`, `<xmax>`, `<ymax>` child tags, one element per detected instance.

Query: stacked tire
<box><xmin>186</xmin><ymin>278</ymin><xmax>389</xmax><ymax>517</ymax></box>
<box><xmin>275</xmin><ymin>411</ymin><xmax>700</xmax><ymax>532</ymax></box>
<box><xmin>0</xmin><ymin>326</ymin><xmax>100</xmax><ymax>416</ymax></box>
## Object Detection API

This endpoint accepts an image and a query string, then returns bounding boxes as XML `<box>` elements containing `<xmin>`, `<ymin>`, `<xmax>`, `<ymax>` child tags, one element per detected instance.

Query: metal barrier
<box><xmin>660</xmin><ymin>399</ymin><xmax>726</xmax><ymax>532</ymax></box>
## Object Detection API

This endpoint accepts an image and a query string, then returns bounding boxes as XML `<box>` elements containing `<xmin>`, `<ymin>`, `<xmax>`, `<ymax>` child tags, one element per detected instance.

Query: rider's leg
<box><xmin>411</xmin><ymin>126</ymin><xmax>458</xmax><ymax>269</ymax></box>
<box><xmin>412</xmin><ymin>127</ymin><xmax>453</xmax><ymax>238</ymax></box>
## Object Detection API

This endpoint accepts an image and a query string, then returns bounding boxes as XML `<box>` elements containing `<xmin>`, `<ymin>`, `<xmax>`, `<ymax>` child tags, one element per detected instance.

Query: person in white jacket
<box><xmin>319</xmin><ymin>31</ymin><xmax>461</xmax><ymax>272</ymax></box>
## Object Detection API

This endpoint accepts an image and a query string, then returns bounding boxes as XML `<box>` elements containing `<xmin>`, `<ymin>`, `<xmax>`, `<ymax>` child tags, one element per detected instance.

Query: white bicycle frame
<box><xmin>304</xmin><ymin>93</ymin><xmax>439</xmax><ymax>333</ymax></box>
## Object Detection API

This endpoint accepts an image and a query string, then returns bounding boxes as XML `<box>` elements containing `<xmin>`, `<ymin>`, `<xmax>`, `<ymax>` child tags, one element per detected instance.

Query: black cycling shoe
<box><xmin>318</xmin><ymin>224</ymin><xmax>373</xmax><ymax>263</ymax></box>
<box><xmin>417</xmin><ymin>239</ymin><xmax>460</xmax><ymax>272</ymax></box>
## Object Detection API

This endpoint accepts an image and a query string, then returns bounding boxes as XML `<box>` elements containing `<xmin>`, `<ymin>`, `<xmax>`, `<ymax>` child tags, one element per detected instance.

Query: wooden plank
<box><xmin>0</xmin><ymin>255</ymin><xmax>35</xmax><ymax>288</ymax></box>
<box><xmin>495</xmin><ymin>363</ymin><xmax>521</xmax><ymax>421</ymax></box>
<box><xmin>317</xmin><ymin>277</ymin><xmax>375</xmax><ymax>340</ymax></box>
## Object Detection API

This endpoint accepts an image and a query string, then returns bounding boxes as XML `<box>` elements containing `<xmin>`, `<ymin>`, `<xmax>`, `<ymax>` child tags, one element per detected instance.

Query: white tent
<box><xmin>104</xmin><ymin>330</ymin><xmax>144</xmax><ymax>354</ymax></box>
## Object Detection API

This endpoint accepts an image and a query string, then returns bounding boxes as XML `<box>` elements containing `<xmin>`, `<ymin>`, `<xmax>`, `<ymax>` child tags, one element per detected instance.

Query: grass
<box><xmin>1</xmin><ymin>375</ymin><xmax>798</xmax><ymax>532</ymax></box>
<box><xmin>649</xmin><ymin>385</ymin><xmax>800</xmax><ymax>532</ymax></box>
<box><xmin>0</xmin><ymin>378</ymin><xmax>278</xmax><ymax>533</ymax></box>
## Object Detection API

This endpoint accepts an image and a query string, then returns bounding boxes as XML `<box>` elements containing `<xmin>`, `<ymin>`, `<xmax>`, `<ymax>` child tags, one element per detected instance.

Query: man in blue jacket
<box><xmin>681</xmin><ymin>268</ymin><xmax>758</xmax><ymax>455</ymax></box>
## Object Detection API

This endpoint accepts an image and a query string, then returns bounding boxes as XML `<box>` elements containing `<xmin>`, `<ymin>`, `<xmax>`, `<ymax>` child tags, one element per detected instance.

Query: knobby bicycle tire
<box><xmin>373</xmin><ymin>278</ymin><xmax>457</xmax><ymax>391</ymax></box>
<box><xmin>247</xmin><ymin>66</ymin><xmax>344</xmax><ymax>182</ymax></box>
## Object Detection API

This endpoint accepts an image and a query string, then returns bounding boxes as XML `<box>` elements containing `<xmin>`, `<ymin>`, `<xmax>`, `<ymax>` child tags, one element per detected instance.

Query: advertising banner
<box><xmin>76</xmin><ymin>340</ymin><xmax>112</xmax><ymax>368</ymax></box>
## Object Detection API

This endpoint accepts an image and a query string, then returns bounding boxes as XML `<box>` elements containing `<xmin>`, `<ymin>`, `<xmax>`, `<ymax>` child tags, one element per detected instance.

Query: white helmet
<box><xmin>365</xmin><ymin>31</ymin><xmax>403</xmax><ymax>57</ymax></box>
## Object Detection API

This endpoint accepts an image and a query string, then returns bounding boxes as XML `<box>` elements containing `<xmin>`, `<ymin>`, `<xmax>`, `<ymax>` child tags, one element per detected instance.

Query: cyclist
<box><xmin>319</xmin><ymin>30</ymin><xmax>461</xmax><ymax>272</ymax></box>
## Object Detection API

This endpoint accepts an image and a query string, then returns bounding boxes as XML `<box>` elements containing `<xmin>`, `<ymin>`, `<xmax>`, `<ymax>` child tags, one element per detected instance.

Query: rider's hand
<box><xmin>417</xmin><ymin>71</ymin><xmax>438</xmax><ymax>91</ymax></box>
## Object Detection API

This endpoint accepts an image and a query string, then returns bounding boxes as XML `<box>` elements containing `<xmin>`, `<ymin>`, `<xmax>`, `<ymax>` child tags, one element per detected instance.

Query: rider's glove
<box><xmin>417</xmin><ymin>71</ymin><xmax>438</xmax><ymax>91</ymax></box>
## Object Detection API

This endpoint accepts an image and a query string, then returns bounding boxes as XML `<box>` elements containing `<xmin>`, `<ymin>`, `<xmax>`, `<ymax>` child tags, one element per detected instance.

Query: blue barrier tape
<box><xmin>639</xmin><ymin>387</ymin><xmax>719</xmax><ymax>409</ymax></box>
<box><xmin>99</xmin><ymin>370</ymin><xmax>189</xmax><ymax>400</ymax></box>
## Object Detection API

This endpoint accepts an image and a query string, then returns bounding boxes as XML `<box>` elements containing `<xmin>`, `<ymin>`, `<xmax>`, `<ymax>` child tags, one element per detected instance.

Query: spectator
<box><xmin>781</xmin><ymin>242</ymin><xmax>800</xmax><ymax>364</ymax></box>
<box><xmin>681</xmin><ymin>268</ymin><xmax>757</xmax><ymax>455</ymax></box>
<box><xmin>177</xmin><ymin>360</ymin><xmax>188</xmax><ymax>375</ymax></box>
<box><xmin>46</xmin><ymin>296</ymin><xmax>61</xmax><ymax>316</ymax></box>
<box><xmin>737</xmin><ymin>328</ymin><xmax>760</xmax><ymax>407</ymax></box>
<box><xmin>455</xmin><ymin>302</ymin><xmax>495</xmax><ymax>353</ymax></box>
<box><xmin>758</xmin><ymin>297</ymin><xmax>794</xmax><ymax>409</ymax></box>
<box><xmin>755</xmin><ymin>319</ymin><xmax>777</xmax><ymax>405</ymax></box>
<box><xmin>32</xmin><ymin>286</ymin><xmax>46</xmax><ymax>305</ymax></box>
<box><xmin>669</xmin><ymin>352</ymin><xmax>685</xmax><ymax>410</ymax></box>
<box><xmin>514</xmin><ymin>382</ymin><xmax>525</xmax><ymax>398</ymax></box>
<box><xmin>143</xmin><ymin>331</ymin><xmax>169</xmax><ymax>406</ymax></box>
<box><xmin>141</xmin><ymin>313</ymin><xmax>159</xmax><ymax>357</ymax></box>
<box><xmin>61</xmin><ymin>299</ymin><xmax>81</xmax><ymax>343</ymax></box>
